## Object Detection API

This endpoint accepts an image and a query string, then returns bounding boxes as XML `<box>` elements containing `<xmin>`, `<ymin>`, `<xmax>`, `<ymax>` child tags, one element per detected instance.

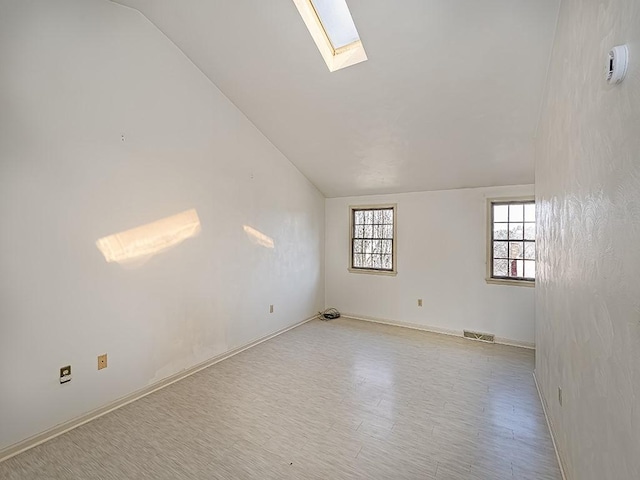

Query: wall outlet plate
<box><xmin>60</xmin><ymin>365</ymin><xmax>72</xmax><ymax>384</ymax></box>
<box><xmin>269</xmin><ymin>304</ymin><xmax>274</xmax><ymax>313</ymax></box>
<box><xmin>98</xmin><ymin>354</ymin><xmax>107</xmax><ymax>370</ymax></box>
<box><xmin>418</xmin><ymin>299</ymin><xmax>423</xmax><ymax>307</ymax></box>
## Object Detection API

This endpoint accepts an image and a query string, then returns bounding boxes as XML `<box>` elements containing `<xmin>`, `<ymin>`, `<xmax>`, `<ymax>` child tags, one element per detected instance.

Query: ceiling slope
<box><xmin>113</xmin><ymin>0</ymin><xmax>560</xmax><ymax>197</ymax></box>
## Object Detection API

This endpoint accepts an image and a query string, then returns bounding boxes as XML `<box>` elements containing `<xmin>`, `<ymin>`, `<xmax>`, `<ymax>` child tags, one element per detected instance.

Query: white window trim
<box><xmin>348</xmin><ymin>203</ymin><xmax>397</xmax><ymax>276</ymax></box>
<box><xmin>486</xmin><ymin>196</ymin><xmax>535</xmax><ymax>287</ymax></box>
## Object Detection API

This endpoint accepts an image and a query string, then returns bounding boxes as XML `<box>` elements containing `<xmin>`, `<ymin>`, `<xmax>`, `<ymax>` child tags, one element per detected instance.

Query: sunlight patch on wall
<box><xmin>96</xmin><ymin>209</ymin><xmax>201</xmax><ymax>265</ymax></box>
<box><xmin>243</xmin><ymin>225</ymin><xmax>275</xmax><ymax>249</ymax></box>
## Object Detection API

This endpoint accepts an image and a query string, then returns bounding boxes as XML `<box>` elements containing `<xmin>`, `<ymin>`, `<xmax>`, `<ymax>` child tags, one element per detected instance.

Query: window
<box><xmin>311</xmin><ymin>0</ymin><xmax>360</xmax><ymax>49</ymax></box>
<box><xmin>292</xmin><ymin>0</ymin><xmax>367</xmax><ymax>72</ymax></box>
<box><xmin>349</xmin><ymin>205</ymin><xmax>397</xmax><ymax>275</ymax></box>
<box><xmin>487</xmin><ymin>199</ymin><xmax>535</xmax><ymax>285</ymax></box>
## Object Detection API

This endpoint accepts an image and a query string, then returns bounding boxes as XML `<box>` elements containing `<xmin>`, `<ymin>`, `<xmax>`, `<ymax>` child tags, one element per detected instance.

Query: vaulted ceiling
<box><xmin>113</xmin><ymin>0</ymin><xmax>560</xmax><ymax>197</ymax></box>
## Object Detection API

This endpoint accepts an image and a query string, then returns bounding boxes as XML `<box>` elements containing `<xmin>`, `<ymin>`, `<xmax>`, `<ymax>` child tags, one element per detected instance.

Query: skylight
<box><xmin>293</xmin><ymin>0</ymin><xmax>367</xmax><ymax>72</ymax></box>
<box><xmin>311</xmin><ymin>0</ymin><xmax>360</xmax><ymax>50</ymax></box>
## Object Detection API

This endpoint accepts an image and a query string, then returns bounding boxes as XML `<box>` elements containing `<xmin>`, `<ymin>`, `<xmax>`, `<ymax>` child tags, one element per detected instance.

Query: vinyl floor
<box><xmin>0</xmin><ymin>318</ymin><xmax>562</xmax><ymax>479</ymax></box>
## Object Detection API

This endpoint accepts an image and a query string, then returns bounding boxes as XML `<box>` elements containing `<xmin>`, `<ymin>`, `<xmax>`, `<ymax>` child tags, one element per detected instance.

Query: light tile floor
<box><xmin>0</xmin><ymin>318</ymin><xmax>562</xmax><ymax>479</ymax></box>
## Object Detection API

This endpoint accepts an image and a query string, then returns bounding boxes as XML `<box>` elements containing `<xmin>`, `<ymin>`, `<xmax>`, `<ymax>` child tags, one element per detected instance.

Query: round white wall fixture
<box><xmin>607</xmin><ymin>45</ymin><xmax>629</xmax><ymax>85</ymax></box>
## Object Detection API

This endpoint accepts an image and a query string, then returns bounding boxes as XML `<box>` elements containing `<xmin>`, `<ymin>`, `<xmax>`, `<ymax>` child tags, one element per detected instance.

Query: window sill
<box><xmin>486</xmin><ymin>278</ymin><xmax>535</xmax><ymax>288</ymax></box>
<box><xmin>348</xmin><ymin>268</ymin><xmax>397</xmax><ymax>277</ymax></box>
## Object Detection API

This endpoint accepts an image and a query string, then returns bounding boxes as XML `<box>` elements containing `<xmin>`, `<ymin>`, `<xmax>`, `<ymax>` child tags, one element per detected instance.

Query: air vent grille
<box><xmin>463</xmin><ymin>330</ymin><xmax>495</xmax><ymax>343</ymax></box>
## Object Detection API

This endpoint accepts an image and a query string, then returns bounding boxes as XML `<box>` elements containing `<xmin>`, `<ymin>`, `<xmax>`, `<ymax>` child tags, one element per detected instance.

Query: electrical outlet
<box><xmin>418</xmin><ymin>299</ymin><xmax>423</xmax><ymax>307</ymax></box>
<box><xmin>269</xmin><ymin>304</ymin><xmax>274</xmax><ymax>314</ymax></box>
<box><xmin>60</xmin><ymin>365</ymin><xmax>72</xmax><ymax>384</ymax></box>
<box><xmin>98</xmin><ymin>354</ymin><xmax>108</xmax><ymax>370</ymax></box>
<box><xmin>558</xmin><ymin>387</ymin><xmax>562</xmax><ymax>406</ymax></box>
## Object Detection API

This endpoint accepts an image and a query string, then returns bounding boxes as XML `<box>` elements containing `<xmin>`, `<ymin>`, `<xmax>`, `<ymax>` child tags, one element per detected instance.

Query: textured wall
<box><xmin>535</xmin><ymin>0</ymin><xmax>640</xmax><ymax>478</ymax></box>
<box><xmin>326</xmin><ymin>185</ymin><xmax>536</xmax><ymax>346</ymax></box>
<box><xmin>0</xmin><ymin>0</ymin><xmax>324</xmax><ymax>452</ymax></box>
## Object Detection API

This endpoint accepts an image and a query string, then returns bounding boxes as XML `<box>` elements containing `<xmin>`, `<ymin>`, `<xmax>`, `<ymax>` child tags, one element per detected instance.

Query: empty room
<box><xmin>0</xmin><ymin>0</ymin><xmax>638</xmax><ymax>479</ymax></box>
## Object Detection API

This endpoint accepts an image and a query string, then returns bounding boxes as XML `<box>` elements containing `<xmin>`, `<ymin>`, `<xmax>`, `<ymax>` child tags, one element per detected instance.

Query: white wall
<box><xmin>325</xmin><ymin>185</ymin><xmax>535</xmax><ymax>346</ymax></box>
<box><xmin>0</xmin><ymin>0</ymin><xmax>324</xmax><ymax>452</ymax></box>
<box><xmin>535</xmin><ymin>0</ymin><xmax>640</xmax><ymax>478</ymax></box>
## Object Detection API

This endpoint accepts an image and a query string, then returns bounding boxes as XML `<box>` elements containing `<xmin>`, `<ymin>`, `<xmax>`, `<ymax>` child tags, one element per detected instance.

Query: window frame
<box><xmin>486</xmin><ymin>197</ymin><xmax>535</xmax><ymax>287</ymax></box>
<box><xmin>291</xmin><ymin>0</ymin><xmax>367</xmax><ymax>72</ymax></box>
<box><xmin>348</xmin><ymin>204</ymin><xmax>397</xmax><ymax>276</ymax></box>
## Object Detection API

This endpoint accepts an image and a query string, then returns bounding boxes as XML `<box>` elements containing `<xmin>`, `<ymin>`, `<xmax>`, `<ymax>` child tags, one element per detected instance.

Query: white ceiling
<box><xmin>114</xmin><ymin>0</ymin><xmax>560</xmax><ymax>197</ymax></box>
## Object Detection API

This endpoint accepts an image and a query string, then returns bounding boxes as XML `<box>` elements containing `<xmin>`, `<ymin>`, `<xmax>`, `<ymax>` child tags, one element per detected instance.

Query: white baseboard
<box><xmin>533</xmin><ymin>371</ymin><xmax>568</xmax><ymax>480</ymax></box>
<box><xmin>0</xmin><ymin>315</ymin><xmax>316</xmax><ymax>464</ymax></box>
<box><xmin>493</xmin><ymin>336</ymin><xmax>535</xmax><ymax>350</ymax></box>
<box><xmin>342</xmin><ymin>313</ymin><xmax>535</xmax><ymax>350</ymax></box>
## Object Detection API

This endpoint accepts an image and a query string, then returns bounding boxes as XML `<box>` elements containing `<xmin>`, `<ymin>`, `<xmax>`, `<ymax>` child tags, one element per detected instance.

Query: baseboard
<box><xmin>0</xmin><ymin>315</ymin><xmax>316</xmax><ymax>464</ymax></box>
<box><xmin>533</xmin><ymin>371</ymin><xmax>568</xmax><ymax>480</ymax></box>
<box><xmin>494</xmin><ymin>336</ymin><xmax>536</xmax><ymax>350</ymax></box>
<box><xmin>341</xmin><ymin>313</ymin><xmax>535</xmax><ymax>350</ymax></box>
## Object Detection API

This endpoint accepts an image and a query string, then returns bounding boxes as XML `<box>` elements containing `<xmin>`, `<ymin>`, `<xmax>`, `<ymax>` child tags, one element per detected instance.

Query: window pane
<box><xmin>491</xmin><ymin>201</ymin><xmax>535</xmax><ymax>282</ymax></box>
<box><xmin>493</xmin><ymin>259</ymin><xmax>508</xmax><ymax>277</ymax></box>
<box><xmin>524</xmin><ymin>242</ymin><xmax>535</xmax><ymax>260</ymax></box>
<box><xmin>385</xmin><ymin>209</ymin><xmax>393</xmax><ymax>224</ymax></box>
<box><xmin>524</xmin><ymin>260</ymin><xmax>536</xmax><ymax>278</ymax></box>
<box><xmin>524</xmin><ymin>223</ymin><xmax>535</xmax><ymax>240</ymax></box>
<box><xmin>512</xmin><ymin>260</ymin><xmax>524</xmax><ymax>277</ymax></box>
<box><xmin>509</xmin><ymin>242</ymin><xmax>524</xmax><ymax>259</ymax></box>
<box><xmin>311</xmin><ymin>0</ymin><xmax>360</xmax><ymax>49</ymax></box>
<box><xmin>493</xmin><ymin>241</ymin><xmax>508</xmax><ymax>259</ymax></box>
<box><xmin>494</xmin><ymin>223</ymin><xmax>508</xmax><ymax>240</ymax></box>
<box><xmin>351</xmin><ymin>207</ymin><xmax>395</xmax><ymax>272</ymax></box>
<box><xmin>509</xmin><ymin>204</ymin><xmax>524</xmax><ymax>222</ymax></box>
<box><xmin>494</xmin><ymin>204</ymin><xmax>508</xmax><ymax>222</ymax></box>
<box><xmin>524</xmin><ymin>203</ymin><xmax>535</xmax><ymax>222</ymax></box>
<box><xmin>509</xmin><ymin>223</ymin><xmax>524</xmax><ymax>240</ymax></box>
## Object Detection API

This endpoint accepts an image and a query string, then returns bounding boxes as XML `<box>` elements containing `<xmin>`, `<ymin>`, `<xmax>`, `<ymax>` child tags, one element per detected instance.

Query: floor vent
<box><xmin>463</xmin><ymin>330</ymin><xmax>495</xmax><ymax>343</ymax></box>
